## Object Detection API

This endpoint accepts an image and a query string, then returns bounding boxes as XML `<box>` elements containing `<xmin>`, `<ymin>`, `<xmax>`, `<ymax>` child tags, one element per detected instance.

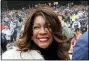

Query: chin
<box><xmin>39</xmin><ymin>45</ymin><xmax>49</xmax><ymax>49</ymax></box>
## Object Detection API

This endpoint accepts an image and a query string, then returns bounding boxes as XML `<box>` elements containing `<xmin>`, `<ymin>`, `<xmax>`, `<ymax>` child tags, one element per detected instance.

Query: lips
<box><xmin>38</xmin><ymin>37</ymin><xmax>49</xmax><ymax>42</ymax></box>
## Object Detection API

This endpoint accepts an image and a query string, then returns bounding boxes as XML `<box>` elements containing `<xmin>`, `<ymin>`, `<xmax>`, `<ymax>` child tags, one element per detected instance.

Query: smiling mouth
<box><xmin>39</xmin><ymin>38</ymin><xmax>49</xmax><ymax>42</ymax></box>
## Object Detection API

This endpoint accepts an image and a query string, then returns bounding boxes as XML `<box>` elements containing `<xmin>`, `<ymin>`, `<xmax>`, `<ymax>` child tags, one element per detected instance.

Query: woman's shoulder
<box><xmin>2</xmin><ymin>47</ymin><xmax>44</xmax><ymax>59</ymax></box>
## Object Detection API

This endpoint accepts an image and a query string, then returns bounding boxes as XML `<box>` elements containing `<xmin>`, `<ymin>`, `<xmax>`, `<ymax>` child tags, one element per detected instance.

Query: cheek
<box><xmin>32</xmin><ymin>30</ymin><xmax>37</xmax><ymax>40</ymax></box>
<box><xmin>32</xmin><ymin>30</ymin><xmax>38</xmax><ymax>43</ymax></box>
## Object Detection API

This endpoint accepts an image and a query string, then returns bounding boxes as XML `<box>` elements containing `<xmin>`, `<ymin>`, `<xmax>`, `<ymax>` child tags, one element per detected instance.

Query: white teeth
<box><xmin>39</xmin><ymin>38</ymin><xmax>48</xmax><ymax>41</ymax></box>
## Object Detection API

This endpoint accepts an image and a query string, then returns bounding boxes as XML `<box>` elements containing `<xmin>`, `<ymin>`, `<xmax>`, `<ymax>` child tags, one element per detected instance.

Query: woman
<box><xmin>2</xmin><ymin>6</ymin><xmax>69</xmax><ymax>60</ymax></box>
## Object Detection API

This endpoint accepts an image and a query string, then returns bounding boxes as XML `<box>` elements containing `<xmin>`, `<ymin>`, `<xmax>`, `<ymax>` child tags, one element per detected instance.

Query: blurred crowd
<box><xmin>1</xmin><ymin>2</ymin><xmax>88</xmax><ymax>59</ymax></box>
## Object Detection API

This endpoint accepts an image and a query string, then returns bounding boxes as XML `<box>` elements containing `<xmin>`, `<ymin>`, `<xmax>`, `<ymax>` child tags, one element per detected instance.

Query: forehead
<box><xmin>34</xmin><ymin>15</ymin><xmax>46</xmax><ymax>24</ymax></box>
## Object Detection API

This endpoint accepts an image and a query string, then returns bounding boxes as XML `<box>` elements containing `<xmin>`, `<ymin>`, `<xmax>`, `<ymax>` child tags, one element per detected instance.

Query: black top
<box><xmin>31</xmin><ymin>40</ymin><xmax>60</xmax><ymax>60</ymax></box>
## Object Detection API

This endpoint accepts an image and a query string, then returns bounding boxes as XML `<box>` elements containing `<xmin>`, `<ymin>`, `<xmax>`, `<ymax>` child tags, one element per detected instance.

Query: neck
<box><xmin>31</xmin><ymin>40</ymin><xmax>59</xmax><ymax>60</ymax></box>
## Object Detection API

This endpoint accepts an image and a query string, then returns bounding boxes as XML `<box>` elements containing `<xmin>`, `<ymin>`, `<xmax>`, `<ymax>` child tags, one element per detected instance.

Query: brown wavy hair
<box><xmin>16</xmin><ymin>6</ymin><xmax>69</xmax><ymax>60</ymax></box>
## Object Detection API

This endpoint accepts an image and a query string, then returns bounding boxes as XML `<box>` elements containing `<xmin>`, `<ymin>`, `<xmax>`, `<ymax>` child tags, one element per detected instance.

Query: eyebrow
<box><xmin>33</xmin><ymin>23</ymin><xmax>40</xmax><ymax>27</ymax></box>
<box><xmin>33</xmin><ymin>23</ymin><xmax>40</xmax><ymax>25</ymax></box>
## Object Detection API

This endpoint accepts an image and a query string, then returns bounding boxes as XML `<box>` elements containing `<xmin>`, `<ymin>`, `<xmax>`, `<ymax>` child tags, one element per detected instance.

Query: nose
<box><xmin>39</xmin><ymin>27</ymin><xmax>47</xmax><ymax>35</ymax></box>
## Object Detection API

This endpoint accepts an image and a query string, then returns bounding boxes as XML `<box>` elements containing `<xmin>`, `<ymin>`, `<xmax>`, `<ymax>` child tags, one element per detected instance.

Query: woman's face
<box><xmin>32</xmin><ymin>15</ymin><xmax>53</xmax><ymax>49</ymax></box>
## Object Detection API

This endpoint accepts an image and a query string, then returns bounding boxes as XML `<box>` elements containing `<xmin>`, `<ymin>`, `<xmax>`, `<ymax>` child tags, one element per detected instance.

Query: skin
<box><xmin>32</xmin><ymin>15</ymin><xmax>53</xmax><ymax>49</ymax></box>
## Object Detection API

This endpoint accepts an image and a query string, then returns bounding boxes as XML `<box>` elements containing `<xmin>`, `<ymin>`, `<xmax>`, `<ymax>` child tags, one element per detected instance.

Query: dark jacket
<box><xmin>72</xmin><ymin>31</ymin><xmax>88</xmax><ymax>60</ymax></box>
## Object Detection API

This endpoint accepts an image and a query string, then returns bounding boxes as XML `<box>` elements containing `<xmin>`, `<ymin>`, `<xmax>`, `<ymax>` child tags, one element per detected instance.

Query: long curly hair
<box><xmin>16</xmin><ymin>6</ymin><xmax>69</xmax><ymax>60</ymax></box>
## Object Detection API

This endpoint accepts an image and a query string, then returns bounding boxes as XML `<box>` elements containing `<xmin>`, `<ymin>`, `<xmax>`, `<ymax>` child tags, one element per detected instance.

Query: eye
<box><xmin>47</xmin><ymin>24</ymin><xmax>51</xmax><ymax>28</ymax></box>
<box><xmin>45</xmin><ymin>24</ymin><xmax>51</xmax><ymax>31</ymax></box>
<box><xmin>45</xmin><ymin>24</ymin><xmax>51</xmax><ymax>28</ymax></box>
<box><xmin>33</xmin><ymin>26</ymin><xmax>40</xmax><ymax>30</ymax></box>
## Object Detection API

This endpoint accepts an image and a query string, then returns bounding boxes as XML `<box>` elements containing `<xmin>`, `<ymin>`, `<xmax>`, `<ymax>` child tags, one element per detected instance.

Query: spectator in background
<box><xmin>2</xmin><ymin>26</ymin><xmax>11</xmax><ymax>43</ymax></box>
<box><xmin>1</xmin><ymin>33</ymin><xmax>8</xmax><ymax>53</ymax></box>
<box><xmin>72</xmin><ymin>19</ymin><xmax>81</xmax><ymax>31</ymax></box>
<box><xmin>72</xmin><ymin>31</ymin><xmax>88</xmax><ymax>60</ymax></box>
<box><xmin>2</xmin><ymin>6</ymin><xmax>69</xmax><ymax>60</ymax></box>
<box><xmin>68</xmin><ymin>28</ymin><xmax>82</xmax><ymax>54</ymax></box>
<box><xmin>58</xmin><ymin>14</ymin><xmax>74</xmax><ymax>52</ymax></box>
<box><xmin>10</xmin><ymin>20</ymin><xmax>17</xmax><ymax>42</ymax></box>
<box><xmin>74</xmin><ymin>28</ymin><xmax>82</xmax><ymax>40</ymax></box>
